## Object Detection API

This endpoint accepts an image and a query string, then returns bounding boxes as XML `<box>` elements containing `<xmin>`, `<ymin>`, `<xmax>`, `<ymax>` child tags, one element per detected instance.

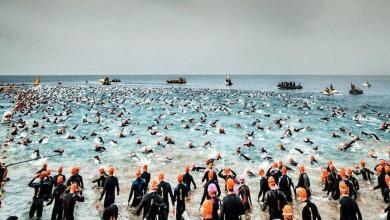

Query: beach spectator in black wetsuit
<box><xmin>141</xmin><ymin>164</ymin><xmax>151</xmax><ymax>189</ymax></box>
<box><xmin>202</xmin><ymin>162</ymin><xmax>218</xmax><ymax>183</ymax></box>
<box><xmin>99</xmin><ymin>167</ymin><xmax>120</xmax><ymax>208</ymax></box>
<box><xmin>296</xmin><ymin>165</ymin><xmax>311</xmax><ymax>198</ymax></box>
<box><xmin>63</xmin><ymin>183</ymin><xmax>85</xmax><ymax>220</ymax></box>
<box><xmin>261</xmin><ymin>176</ymin><xmax>287</xmax><ymax>219</ymax></box>
<box><xmin>374</xmin><ymin>166</ymin><xmax>389</xmax><ymax>202</ymax></box>
<box><xmin>28</xmin><ymin>172</ymin><xmax>49</xmax><ymax>218</ymax></box>
<box><xmin>200</xmin><ymin>171</ymin><xmax>221</xmax><ymax>206</ymax></box>
<box><xmin>339</xmin><ymin>181</ymin><xmax>362</xmax><ymax>220</ymax></box>
<box><xmin>128</xmin><ymin>169</ymin><xmax>147</xmax><ymax>207</ymax></box>
<box><xmin>257</xmin><ymin>168</ymin><xmax>269</xmax><ymax>202</ymax></box>
<box><xmin>298</xmin><ymin>187</ymin><xmax>321</xmax><ymax>220</ymax></box>
<box><xmin>157</xmin><ymin>172</ymin><xmax>175</xmax><ymax>220</ymax></box>
<box><xmin>219</xmin><ymin>178</ymin><xmax>244</xmax><ymax>220</ymax></box>
<box><xmin>353</xmin><ymin>160</ymin><xmax>374</xmax><ymax>181</ymax></box>
<box><xmin>92</xmin><ymin>167</ymin><xmax>108</xmax><ymax>188</ymax></box>
<box><xmin>66</xmin><ymin>167</ymin><xmax>84</xmax><ymax>190</ymax></box>
<box><xmin>278</xmin><ymin>166</ymin><xmax>296</xmax><ymax>203</ymax></box>
<box><xmin>218</xmin><ymin>167</ymin><xmax>237</xmax><ymax>192</ymax></box>
<box><xmin>53</xmin><ymin>166</ymin><xmax>66</xmax><ymax>187</ymax></box>
<box><xmin>136</xmin><ymin>179</ymin><xmax>165</xmax><ymax>220</ymax></box>
<box><xmin>183</xmin><ymin>165</ymin><xmax>196</xmax><ymax>192</ymax></box>
<box><xmin>46</xmin><ymin>176</ymin><xmax>67</xmax><ymax>220</ymax></box>
<box><xmin>173</xmin><ymin>174</ymin><xmax>188</xmax><ymax>220</ymax></box>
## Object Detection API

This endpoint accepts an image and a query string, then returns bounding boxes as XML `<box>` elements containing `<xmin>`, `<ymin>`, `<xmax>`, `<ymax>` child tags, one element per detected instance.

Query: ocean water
<box><xmin>0</xmin><ymin>75</ymin><xmax>389</xmax><ymax>219</ymax></box>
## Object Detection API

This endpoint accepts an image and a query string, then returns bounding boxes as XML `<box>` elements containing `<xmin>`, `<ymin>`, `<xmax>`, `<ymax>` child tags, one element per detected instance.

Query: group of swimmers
<box><xmin>1</xmin><ymin>155</ymin><xmax>387</xmax><ymax>219</ymax></box>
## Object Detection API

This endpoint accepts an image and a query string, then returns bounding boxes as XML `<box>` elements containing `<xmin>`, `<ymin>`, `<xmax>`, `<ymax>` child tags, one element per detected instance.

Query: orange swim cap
<box><xmin>108</xmin><ymin>167</ymin><xmax>115</xmax><ymax>175</ymax></box>
<box><xmin>70</xmin><ymin>183</ymin><xmax>78</xmax><ymax>192</ymax></box>
<box><xmin>202</xmin><ymin>199</ymin><xmax>213</xmax><ymax>219</ymax></box>
<box><xmin>227</xmin><ymin>178</ymin><xmax>235</xmax><ymax>191</ymax></box>
<box><xmin>376</xmin><ymin>165</ymin><xmax>383</xmax><ymax>174</ymax></box>
<box><xmin>346</xmin><ymin>168</ymin><xmax>352</xmax><ymax>176</ymax></box>
<box><xmin>282</xmin><ymin>166</ymin><xmax>287</xmax><ymax>175</ymax></box>
<box><xmin>339</xmin><ymin>167</ymin><xmax>346</xmax><ymax>178</ymax></box>
<box><xmin>185</xmin><ymin>165</ymin><xmax>190</xmax><ymax>173</ymax></box>
<box><xmin>299</xmin><ymin>165</ymin><xmax>305</xmax><ymax>173</ymax></box>
<box><xmin>224</xmin><ymin>167</ymin><xmax>231</xmax><ymax>175</ymax></box>
<box><xmin>360</xmin><ymin>160</ymin><xmax>366</xmax><ymax>167</ymax></box>
<box><xmin>99</xmin><ymin>167</ymin><xmax>105</xmax><ymax>174</ymax></box>
<box><xmin>151</xmin><ymin>179</ymin><xmax>158</xmax><ymax>190</ymax></box>
<box><xmin>298</xmin><ymin>187</ymin><xmax>307</xmax><ymax>201</ymax></box>
<box><xmin>339</xmin><ymin>181</ymin><xmax>349</xmax><ymax>194</ymax></box>
<box><xmin>320</xmin><ymin>169</ymin><xmax>328</xmax><ymax>182</ymax></box>
<box><xmin>159</xmin><ymin>172</ymin><xmax>165</xmax><ymax>180</ymax></box>
<box><xmin>143</xmin><ymin>164</ymin><xmax>148</xmax><ymax>171</ymax></box>
<box><xmin>57</xmin><ymin>176</ymin><xmax>64</xmax><ymax>184</ymax></box>
<box><xmin>282</xmin><ymin>205</ymin><xmax>293</xmax><ymax>216</ymax></box>
<box><xmin>208</xmin><ymin>171</ymin><xmax>214</xmax><ymax>181</ymax></box>
<box><xmin>134</xmin><ymin>169</ymin><xmax>141</xmax><ymax>177</ymax></box>
<box><xmin>259</xmin><ymin>168</ymin><xmax>265</xmax><ymax>177</ymax></box>
<box><xmin>39</xmin><ymin>171</ymin><xmax>46</xmax><ymax>179</ymax></box>
<box><xmin>71</xmin><ymin>167</ymin><xmax>77</xmax><ymax>176</ymax></box>
<box><xmin>272</xmin><ymin>162</ymin><xmax>278</xmax><ymax>168</ymax></box>
<box><xmin>178</xmin><ymin>174</ymin><xmax>183</xmax><ymax>183</ymax></box>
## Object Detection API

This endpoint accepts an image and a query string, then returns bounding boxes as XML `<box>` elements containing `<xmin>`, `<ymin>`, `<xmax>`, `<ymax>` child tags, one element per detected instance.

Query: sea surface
<box><xmin>0</xmin><ymin>75</ymin><xmax>389</xmax><ymax>219</ymax></box>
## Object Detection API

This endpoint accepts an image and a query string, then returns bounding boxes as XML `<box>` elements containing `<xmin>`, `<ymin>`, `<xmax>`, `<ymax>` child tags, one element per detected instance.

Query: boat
<box><xmin>2</xmin><ymin>111</ymin><xmax>12</xmax><ymax>123</ymax></box>
<box><xmin>323</xmin><ymin>84</ymin><xmax>338</xmax><ymax>96</ymax></box>
<box><xmin>349</xmin><ymin>83</ymin><xmax>363</xmax><ymax>95</ymax></box>
<box><xmin>111</xmin><ymin>78</ymin><xmax>121</xmax><ymax>83</ymax></box>
<box><xmin>225</xmin><ymin>74</ymin><xmax>233</xmax><ymax>86</ymax></box>
<box><xmin>99</xmin><ymin>77</ymin><xmax>111</xmax><ymax>85</ymax></box>
<box><xmin>166</xmin><ymin>77</ymin><xmax>186</xmax><ymax>84</ymax></box>
<box><xmin>362</xmin><ymin>80</ymin><xmax>371</xmax><ymax>87</ymax></box>
<box><xmin>33</xmin><ymin>77</ymin><xmax>41</xmax><ymax>86</ymax></box>
<box><xmin>277</xmin><ymin>81</ymin><xmax>302</xmax><ymax>90</ymax></box>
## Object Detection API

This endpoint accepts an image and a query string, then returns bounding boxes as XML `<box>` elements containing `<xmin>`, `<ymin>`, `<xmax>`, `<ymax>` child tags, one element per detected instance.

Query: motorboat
<box><xmin>323</xmin><ymin>84</ymin><xmax>338</xmax><ymax>96</ymax></box>
<box><xmin>166</xmin><ymin>77</ymin><xmax>186</xmax><ymax>84</ymax></box>
<box><xmin>99</xmin><ymin>77</ymin><xmax>111</xmax><ymax>85</ymax></box>
<box><xmin>225</xmin><ymin>74</ymin><xmax>233</xmax><ymax>86</ymax></box>
<box><xmin>111</xmin><ymin>78</ymin><xmax>121</xmax><ymax>83</ymax></box>
<box><xmin>277</xmin><ymin>81</ymin><xmax>302</xmax><ymax>90</ymax></box>
<box><xmin>33</xmin><ymin>77</ymin><xmax>41</xmax><ymax>87</ymax></box>
<box><xmin>349</xmin><ymin>83</ymin><xmax>363</xmax><ymax>95</ymax></box>
<box><xmin>2</xmin><ymin>111</ymin><xmax>12</xmax><ymax>123</ymax></box>
<box><xmin>362</xmin><ymin>80</ymin><xmax>371</xmax><ymax>87</ymax></box>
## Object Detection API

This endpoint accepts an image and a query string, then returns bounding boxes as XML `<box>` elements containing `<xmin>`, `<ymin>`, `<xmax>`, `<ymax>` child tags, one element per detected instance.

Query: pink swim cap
<box><xmin>208</xmin><ymin>183</ymin><xmax>217</xmax><ymax>193</ymax></box>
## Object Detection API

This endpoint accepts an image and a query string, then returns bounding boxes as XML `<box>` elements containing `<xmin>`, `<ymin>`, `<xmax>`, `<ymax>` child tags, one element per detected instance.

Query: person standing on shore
<box><xmin>339</xmin><ymin>181</ymin><xmax>362</xmax><ymax>220</ymax></box>
<box><xmin>99</xmin><ymin>167</ymin><xmax>119</xmax><ymax>208</ymax></box>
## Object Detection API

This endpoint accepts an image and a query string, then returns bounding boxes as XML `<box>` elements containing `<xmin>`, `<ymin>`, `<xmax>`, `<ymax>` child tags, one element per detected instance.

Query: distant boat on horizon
<box><xmin>166</xmin><ymin>76</ymin><xmax>186</xmax><ymax>84</ymax></box>
<box><xmin>33</xmin><ymin>76</ymin><xmax>41</xmax><ymax>86</ymax></box>
<box><xmin>225</xmin><ymin>74</ymin><xmax>233</xmax><ymax>86</ymax></box>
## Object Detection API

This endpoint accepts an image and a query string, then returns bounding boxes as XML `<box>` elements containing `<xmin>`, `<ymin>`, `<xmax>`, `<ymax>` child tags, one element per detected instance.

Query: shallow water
<box><xmin>0</xmin><ymin>78</ymin><xmax>389</xmax><ymax>219</ymax></box>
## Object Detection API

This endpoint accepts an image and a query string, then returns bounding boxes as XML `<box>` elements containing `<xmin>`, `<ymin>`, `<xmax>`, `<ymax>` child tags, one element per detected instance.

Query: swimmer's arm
<box><xmin>191</xmin><ymin>176</ymin><xmax>196</xmax><ymax>189</ymax></box>
<box><xmin>115</xmin><ymin>178</ymin><xmax>120</xmax><ymax>195</ymax></box>
<box><xmin>216</xmin><ymin>184</ymin><xmax>221</xmax><ymax>197</ymax></box>
<box><xmin>355</xmin><ymin>202</ymin><xmax>362</xmax><ymax>220</ymax></box>
<box><xmin>168</xmin><ymin>186</ymin><xmax>175</xmax><ymax>206</ymax></box>
<box><xmin>231</xmin><ymin>170</ymin><xmax>237</xmax><ymax>179</ymax></box>
<box><xmin>128</xmin><ymin>185</ymin><xmax>134</xmax><ymax>203</ymax></box>
<box><xmin>217</xmin><ymin>170</ymin><xmax>224</xmax><ymax>179</ymax></box>
<box><xmin>247</xmin><ymin>187</ymin><xmax>252</xmax><ymax>205</ymax></box>
<box><xmin>75</xmin><ymin>194</ymin><xmax>85</xmax><ymax>202</ymax></box>
<box><xmin>99</xmin><ymin>183</ymin><xmax>106</xmax><ymax>201</ymax></box>
<box><xmin>136</xmin><ymin>196</ymin><xmax>146</xmax><ymax>215</ymax></box>
<box><xmin>28</xmin><ymin>177</ymin><xmax>37</xmax><ymax>187</ymax></box>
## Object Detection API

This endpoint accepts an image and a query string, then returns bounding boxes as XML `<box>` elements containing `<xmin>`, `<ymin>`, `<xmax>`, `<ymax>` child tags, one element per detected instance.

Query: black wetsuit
<box><xmin>28</xmin><ymin>177</ymin><xmax>49</xmax><ymax>218</ymax></box>
<box><xmin>174</xmin><ymin>183</ymin><xmax>188</xmax><ymax>220</ymax></box>
<box><xmin>53</xmin><ymin>174</ymin><xmax>66</xmax><ymax>187</ymax></box>
<box><xmin>66</xmin><ymin>175</ymin><xmax>84</xmax><ymax>189</ymax></box>
<box><xmin>202</xmin><ymin>170</ymin><xmax>218</xmax><ymax>183</ymax></box>
<box><xmin>200</xmin><ymin>179</ymin><xmax>221</xmax><ymax>205</ymax></box>
<box><xmin>47</xmin><ymin>183</ymin><xmax>67</xmax><ymax>220</ymax></box>
<box><xmin>211</xmin><ymin>196</ymin><xmax>221</xmax><ymax>220</ymax></box>
<box><xmin>348</xmin><ymin>176</ymin><xmax>359</xmax><ymax>192</ymax></box>
<box><xmin>44</xmin><ymin>175</ymin><xmax>55</xmax><ymax>200</ymax></box>
<box><xmin>238</xmin><ymin>184</ymin><xmax>252</xmax><ymax>211</ymax></box>
<box><xmin>219</xmin><ymin>193</ymin><xmax>244</xmax><ymax>220</ymax></box>
<box><xmin>266</xmin><ymin>168</ymin><xmax>282</xmax><ymax>183</ymax></box>
<box><xmin>302</xmin><ymin>200</ymin><xmax>321</xmax><ymax>220</ymax></box>
<box><xmin>374</xmin><ymin>173</ymin><xmax>388</xmax><ymax>202</ymax></box>
<box><xmin>183</xmin><ymin>172</ymin><xmax>196</xmax><ymax>191</ymax></box>
<box><xmin>128</xmin><ymin>177</ymin><xmax>147</xmax><ymax>207</ymax></box>
<box><xmin>218</xmin><ymin>170</ymin><xmax>237</xmax><ymax>191</ymax></box>
<box><xmin>278</xmin><ymin>174</ymin><xmax>295</xmax><ymax>202</ymax></box>
<box><xmin>257</xmin><ymin>176</ymin><xmax>269</xmax><ymax>202</ymax></box>
<box><xmin>141</xmin><ymin>171</ymin><xmax>151</xmax><ymax>188</ymax></box>
<box><xmin>343</xmin><ymin>178</ymin><xmax>357</xmax><ymax>200</ymax></box>
<box><xmin>62</xmin><ymin>192</ymin><xmax>85</xmax><ymax>220</ymax></box>
<box><xmin>100</xmin><ymin>175</ymin><xmax>120</xmax><ymax>208</ymax></box>
<box><xmin>136</xmin><ymin>192</ymin><xmax>165</xmax><ymax>220</ymax></box>
<box><xmin>339</xmin><ymin>196</ymin><xmax>362</xmax><ymax>220</ymax></box>
<box><xmin>157</xmin><ymin>181</ymin><xmax>175</xmax><ymax>220</ymax></box>
<box><xmin>261</xmin><ymin>189</ymin><xmax>287</xmax><ymax>219</ymax></box>
<box><xmin>92</xmin><ymin>173</ymin><xmax>108</xmax><ymax>187</ymax></box>
<box><xmin>328</xmin><ymin>171</ymin><xmax>340</xmax><ymax>200</ymax></box>
<box><xmin>297</xmin><ymin>172</ymin><xmax>311</xmax><ymax>198</ymax></box>
<box><xmin>102</xmin><ymin>203</ymin><xmax>118</xmax><ymax>220</ymax></box>
<box><xmin>354</xmin><ymin>167</ymin><xmax>374</xmax><ymax>181</ymax></box>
